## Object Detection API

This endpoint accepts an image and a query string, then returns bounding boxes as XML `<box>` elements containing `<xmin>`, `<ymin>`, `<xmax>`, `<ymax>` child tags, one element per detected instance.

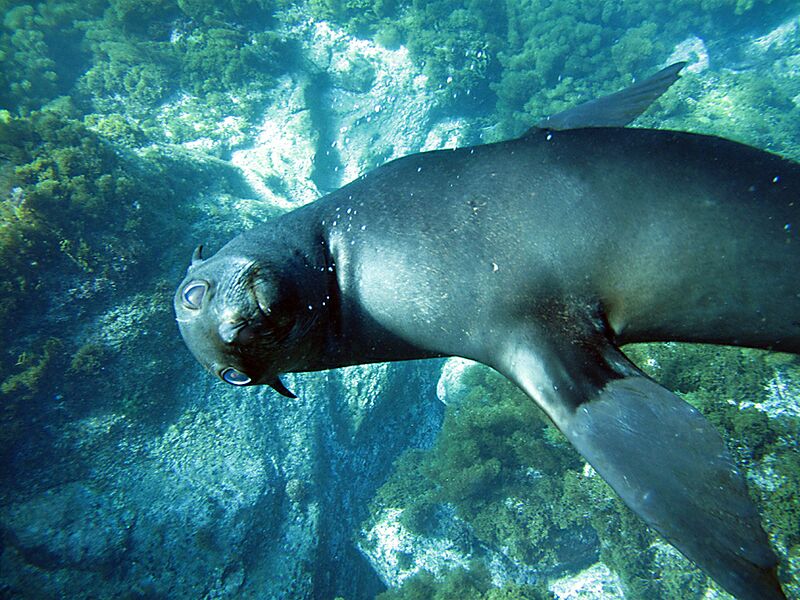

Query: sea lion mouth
<box><xmin>237</xmin><ymin>320</ymin><xmax>261</xmax><ymax>345</ymax></box>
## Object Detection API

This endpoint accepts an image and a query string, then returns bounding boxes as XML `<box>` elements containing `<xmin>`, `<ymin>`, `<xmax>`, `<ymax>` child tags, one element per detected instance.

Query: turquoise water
<box><xmin>1</xmin><ymin>2</ymin><xmax>799</xmax><ymax>598</ymax></box>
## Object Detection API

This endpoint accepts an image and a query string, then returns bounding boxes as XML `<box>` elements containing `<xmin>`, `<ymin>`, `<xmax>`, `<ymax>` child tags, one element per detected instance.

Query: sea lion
<box><xmin>174</xmin><ymin>63</ymin><xmax>797</xmax><ymax>599</ymax></box>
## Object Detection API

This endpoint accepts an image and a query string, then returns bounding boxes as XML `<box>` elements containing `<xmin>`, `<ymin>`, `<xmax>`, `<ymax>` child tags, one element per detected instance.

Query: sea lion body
<box><xmin>213</xmin><ymin>127</ymin><xmax>800</xmax><ymax>372</ymax></box>
<box><xmin>175</xmin><ymin>66</ymin><xmax>797</xmax><ymax>599</ymax></box>
<box><xmin>319</xmin><ymin>128</ymin><xmax>800</xmax><ymax>357</ymax></box>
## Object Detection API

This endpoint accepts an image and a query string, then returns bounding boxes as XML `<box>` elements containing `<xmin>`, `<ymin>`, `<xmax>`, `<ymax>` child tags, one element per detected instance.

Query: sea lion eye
<box><xmin>182</xmin><ymin>281</ymin><xmax>208</xmax><ymax>310</ymax></box>
<box><xmin>221</xmin><ymin>367</ymin><xmax>251</xmax><ymax>386</ymax></box>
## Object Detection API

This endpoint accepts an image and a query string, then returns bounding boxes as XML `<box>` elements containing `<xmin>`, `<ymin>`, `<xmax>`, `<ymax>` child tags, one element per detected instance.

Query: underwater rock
<box><xmin>0</xmin><ymin>482</ymin><xmax>133</xmax><ymax>571</ymax></box>
<box><xmin>1</xmin><ymin>357</ymin><xmax>441</xmax><ymax>598</ymax></box>
<box><xmin>436</xmin><ymin>357</ymin><xmax>479</xmax><ymax>406</ymax></box>
<box><xmin>359</xmin><ymin>506</ymin><xmax>472</xmax><ymax>586</ymax></box>
<box><xmin>750</xmin><ymin>15</ymin><xmax>800</xmax><ymax>56</ymax></box>
<box><xmin>667</xmin><ymin>36</ymin><xmax>710</xmax><ymax>74</ymax></box>
<box><xmin>117</xmin><ymin>388</ymin><xmax>287</xmax><ymax>599</ymax></box>
<box><xmin>230</xmin><ymin>74</ymin><xmax>322</xmax><ymax>210</ymax></box>
<box><xmin>548</xmin><ymin>563</ymin><xmax>625</xmax><ymax>600</ymax></box>
<box><xmin>301</xmin><ymin>22</ymin><xmax>445</xmax><ymax>187</ymax></box>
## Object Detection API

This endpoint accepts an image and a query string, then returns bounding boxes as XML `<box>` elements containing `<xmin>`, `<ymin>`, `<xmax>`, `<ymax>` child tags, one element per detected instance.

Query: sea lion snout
<box><xmin>174</xmin><ymin>250</ymin><xmax>299</xmax><ymax>397</ymax></box>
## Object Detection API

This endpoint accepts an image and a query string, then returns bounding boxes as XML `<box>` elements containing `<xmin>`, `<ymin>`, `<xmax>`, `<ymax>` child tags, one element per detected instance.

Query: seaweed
<box><xmin>376</xmin><ymin>564</ymin><xmax>554</xmax><ymax>600</ymax></box>
<box><xmin>368</xmin><ymin>344</ymin><xmax>800</xmax><ymax>597</ymax></box>
<box><xmin>308</xmin><ymin>0</ymin><xmax>400</xmax><ymax>37</ymax></box>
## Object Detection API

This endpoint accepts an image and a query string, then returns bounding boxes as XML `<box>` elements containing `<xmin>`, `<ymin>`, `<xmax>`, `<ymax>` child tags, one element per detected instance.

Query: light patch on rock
<box><xmin>339</xmin><ymin>362</ymin><xmax>392</xmax><ymax>433</ymax></box>
<box><xmin>760</xmin><ymin>370</ymin><xmax>800</xmax><ymax>418</ymax></box>
<box><xmin>436</xmin><ymin>357</ymin><xmax>479</xmax><ymax>405</ymax></box>
<box><xmin>735</xmin><ymin>369</ymin><xmax>800</xmax><ymax>419</ymax></box>
<box><xmin>749</xmin><ymin>453</ymin><xmax>789</xmax><ymax>493</ymax></box>
<box><xmin>97</xmin><ymin>292</ymin><xmax>165</xmax><ymax>351</ymax></box>
<box><xmin>694</xmin><ymin>87</ymin><xmax>738</xmax><ymax>122</ymax></box>
<box><xmin>549</xmin><ymin>563</ymin><xmax>625</xmax><ymax>599</ymax></box>
<box><xmin>360</xmin><ymin>508</ymin><xmax>470</xmax><ymax>587</ymax></box>
<box><xmin>305</xmin><ymin>22</ymin><xmax>435</xmax><ymax>185</ymax></box>
<box><xmin>752</xmin><ymin>16</ymin><xmax>800</xmax><ymax>52</ymax></box>
<box><xmin>423</xmin><ymin>118</ymin><xmax>471</xmax><ymax>151</ymax></box>
<box><xmin>230</xmin><ymin>75</ymin><xmax>321</xmax><ymax>210</ymax></box>
<box><xmin>62</xmin><ymin>412</ymin><xmax>130</xmax><ymax>454</ymax></box>
<box><xmin>155</xmin><ymin>93</ymin><xmax>252</xmax><ymax>151</ymax></box>
<box><xmin>667</xmin><ymin>36</ymin><xmax>710</xmax><ymax>73</ymax></box>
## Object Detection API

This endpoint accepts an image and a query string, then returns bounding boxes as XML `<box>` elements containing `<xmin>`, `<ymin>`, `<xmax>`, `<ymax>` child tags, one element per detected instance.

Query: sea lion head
<box><xmin>173</xmin><ymin>244</ymin><xmax>301</xmax><ymax>398</ymax></box>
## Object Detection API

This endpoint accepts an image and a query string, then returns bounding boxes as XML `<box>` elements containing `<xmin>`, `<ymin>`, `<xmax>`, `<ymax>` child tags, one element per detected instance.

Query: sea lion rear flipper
<box><xmin>533</xmin><ymin>61</ymin><xmax>686</xmax><ymax>131</ymax></box>
<box><xmin>496</xmin><ymin>337</ymin><xmax>785</xmax><ymax>600</ymax></box>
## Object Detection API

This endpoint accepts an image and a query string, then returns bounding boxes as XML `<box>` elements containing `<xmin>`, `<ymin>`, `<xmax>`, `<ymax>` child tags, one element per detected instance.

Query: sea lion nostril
<box><xmin>218</xmin><ymin>319</ymin><xmax>245</xmax><ymax>344</ymax></box>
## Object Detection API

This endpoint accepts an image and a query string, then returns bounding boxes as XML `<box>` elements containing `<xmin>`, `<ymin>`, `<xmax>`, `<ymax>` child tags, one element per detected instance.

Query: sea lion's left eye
<box><xmin>221</xmin><ymin>367</ymin><xmax>251</xmax><ymax>386</ymax></box>
<box><xmin>182</xmin><ymin>281</ymin><xmax>208</xmax><ymax>310</ymax></box>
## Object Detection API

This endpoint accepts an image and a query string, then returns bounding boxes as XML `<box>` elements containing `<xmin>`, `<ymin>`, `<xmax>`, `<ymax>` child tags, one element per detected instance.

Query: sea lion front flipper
<box><xmin>496</xmin><ymin>337</ymin><xmax>785</xmax><ymax>600</ymax></box>
<box><xmin>533</xmin><ymin>61</ymin><xmax>686</xmax><ymax>131</ymax></box>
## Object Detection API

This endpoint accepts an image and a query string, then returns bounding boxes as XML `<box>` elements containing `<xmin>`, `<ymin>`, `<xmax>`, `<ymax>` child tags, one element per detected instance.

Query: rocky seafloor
<box><xmin>1</xmin><ymin>4</ymin><xmax>800</xmax><ymax>599</ymax></box>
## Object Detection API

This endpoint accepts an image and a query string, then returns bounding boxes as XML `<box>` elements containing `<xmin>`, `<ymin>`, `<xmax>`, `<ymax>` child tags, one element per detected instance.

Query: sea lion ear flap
<box><xmin>190</xmin><ymin>245</ymin><xmax>204</xmax><ymax>269</ymax></box>
<box><xmin>268</xmin><ymin>376</ymin><xmax>297</xmax><ymax>399</ymax></box>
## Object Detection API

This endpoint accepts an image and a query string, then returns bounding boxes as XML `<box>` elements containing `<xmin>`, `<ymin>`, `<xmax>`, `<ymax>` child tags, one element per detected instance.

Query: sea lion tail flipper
<box><xmin>533</xmin><ymin>61</ymin><xmax>686</xmax><ymax>131</ymax></box>
<box><xmin>497</xmin><ymin>338</ymin><xmax>785</xmax><ymax>600</ymax></box>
